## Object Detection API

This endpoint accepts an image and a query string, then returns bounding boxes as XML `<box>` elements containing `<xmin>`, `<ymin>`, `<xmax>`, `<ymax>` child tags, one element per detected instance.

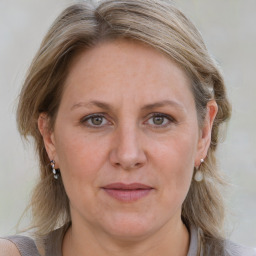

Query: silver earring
<box><xmin>50</xmin><ymin>160</ymin><xmax>60</xmax><ymax>179</ymax></box>
<box><xmin>194</xmin><ymin>159</ymin><xmax>204</xmax><ymax>182</ymax></box>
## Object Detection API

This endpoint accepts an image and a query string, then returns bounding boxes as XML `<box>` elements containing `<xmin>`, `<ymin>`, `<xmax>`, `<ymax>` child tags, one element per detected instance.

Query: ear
<box><xmin>195</xmin><ymin>100</ymin><xmax>218</xmax><ymax>166</ymax></box>
<box><xmin>38</xmin><ymin>113</ymin><xmax>57</xmax><ymax>165</ymax></box>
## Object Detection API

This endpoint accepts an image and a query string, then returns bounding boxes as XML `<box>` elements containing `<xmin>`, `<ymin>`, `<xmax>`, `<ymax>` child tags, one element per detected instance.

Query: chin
<box><xmin>101</xmin><ymin>215</ymin><xmax>159</xmax><ymax>241</ymax></box>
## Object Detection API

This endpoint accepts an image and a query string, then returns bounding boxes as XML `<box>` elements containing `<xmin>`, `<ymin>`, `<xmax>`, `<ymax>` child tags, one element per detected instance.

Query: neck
<box><xmin>62</xmin><ymin>218</ymin><xmax>190</xmax><ymax>256</ymax></box>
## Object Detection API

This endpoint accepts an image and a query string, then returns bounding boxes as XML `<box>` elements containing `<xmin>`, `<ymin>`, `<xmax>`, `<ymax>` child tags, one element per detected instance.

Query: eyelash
<box><xmin>146</xmin><ymin>113</ymin><xmax>176</xmax><ymax>128</ymax></box>
<box><xmin>81</xmin><ymin>113</ymin><xmax>110</xmax><ymax>128</ymax></box>
<box><xmin>80</xmin><ymin>112</ymin><xmax>176</xmax><ymax>128</ymax></box>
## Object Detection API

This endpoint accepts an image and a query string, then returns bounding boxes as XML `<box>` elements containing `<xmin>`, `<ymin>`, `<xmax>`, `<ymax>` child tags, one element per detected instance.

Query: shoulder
<box><xmin>0</xmin><ymin>235</ymin><xmax>41</xmax><ymax>256</ymax></box>
<box><xmin>200</xmin><ymin>231</ymin><xmax>256</xmax><ymax>256</ymax></box>
<box><xmin>224</xmin><ymin>240</ymin><xmax>256</xmax><ymax>256</ymax></box>
<box><xmin>0</xmin><ymin>238</ymin><xmax>21</xmax><ymax>256</ymax></box>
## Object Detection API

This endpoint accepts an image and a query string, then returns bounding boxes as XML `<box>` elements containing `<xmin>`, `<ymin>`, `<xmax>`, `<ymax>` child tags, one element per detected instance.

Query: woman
<box><xmin>1</xmin><ymin>0</ymin><xmax>255</xmax><ymax>255</ymax></box>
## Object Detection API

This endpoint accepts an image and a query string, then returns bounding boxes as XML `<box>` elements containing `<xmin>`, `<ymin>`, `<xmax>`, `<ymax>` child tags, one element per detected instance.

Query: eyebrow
<box><xmin>141</xmin><ymin>100</ymin><xmax>185</xmax><ymax>112</ymax></box>
<box><xmin>71</xmin><ymin>101</ymin><xmax>112</xmax><ymax>111</ymax></box>
<box><xmin>70</xmin><ymin>100</ymin><xmax>185</xmax><ymax>112</ymax></box>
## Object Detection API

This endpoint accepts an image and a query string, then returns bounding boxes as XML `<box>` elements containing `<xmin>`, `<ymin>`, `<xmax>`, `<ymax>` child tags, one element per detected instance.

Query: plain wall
<box><xmin>0</xmin><ymin>0</ymin><xmax>255</xmax><ymax>247</ymax></box>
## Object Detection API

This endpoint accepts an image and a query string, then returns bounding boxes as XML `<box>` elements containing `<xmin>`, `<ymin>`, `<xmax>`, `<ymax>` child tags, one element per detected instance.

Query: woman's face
<box><xmin>41</xmin><ymin>40</ymin><xmax>215</xmax><ymax>240</ymax></box>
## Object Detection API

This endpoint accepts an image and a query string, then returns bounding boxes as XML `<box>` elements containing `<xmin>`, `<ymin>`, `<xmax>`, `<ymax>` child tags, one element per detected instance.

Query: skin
<box><xmin>38</xmin><ymin>39</ymin><xmax>217</xmax><ymax>256</ymax></box>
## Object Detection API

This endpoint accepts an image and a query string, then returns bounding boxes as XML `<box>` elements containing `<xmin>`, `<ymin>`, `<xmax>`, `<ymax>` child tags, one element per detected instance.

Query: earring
<box><xmin>50</xmin><ymin>160</ymin><xmax>60</xmax><ymax>179</ymax></box>
<box><xmin>194</xmin><ymin>159</ymin><xmax>204</xmax><ymax>182</ymax></box>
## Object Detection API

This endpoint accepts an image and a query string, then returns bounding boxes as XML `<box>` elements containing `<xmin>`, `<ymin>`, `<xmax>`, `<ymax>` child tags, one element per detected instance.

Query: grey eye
<box><xmin>153</xmin><ymin>116</ymin><xmax>164</xmax><ymax>125</ymax></box>
<box><xmin>81</xmin><ymin>114</ymin><xmax>110</xmax><ymax>128</ymax></box>
<box><xmin>146</xmin><ymin>113</ymin><xmax>175</xmax><ymax>128</ymax></box>
<box><xmin>91</xmin><ymin>116</ymin><xmax>103</xmax><ymax>125</ymax></box>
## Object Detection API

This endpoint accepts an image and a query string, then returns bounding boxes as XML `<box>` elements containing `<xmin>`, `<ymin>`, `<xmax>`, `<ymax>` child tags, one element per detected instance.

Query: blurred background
<box><xmin>0</xmin><ymin>0</ymin><xmax>255</xmax><ymax>247</ymax></box>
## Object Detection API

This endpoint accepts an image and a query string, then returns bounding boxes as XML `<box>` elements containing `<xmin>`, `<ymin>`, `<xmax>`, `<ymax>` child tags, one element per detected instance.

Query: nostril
<box><xmin>123</xmin><ymin>162</ymin><xmax>143</xmax><ymax>170</ymax></box>
<box><xmin>109</xmin><ymin>143</ymin><xmax>147</xmax><ymax>170</ymax></box>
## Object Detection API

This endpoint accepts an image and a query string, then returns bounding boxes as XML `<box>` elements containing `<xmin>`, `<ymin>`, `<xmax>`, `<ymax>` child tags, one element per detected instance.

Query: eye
<box><xmin>90</xmin><ymin>116</ymin><xmax>104</xmax><ymax>125</ymax></box>
<box><xmin>152</xmin><ymin>116</ymin><xmax>165</xmax><ymax>125</ymax></box>
<box><xmin>81</xmin><ymin>114</ymin><xmax>110</xmax><ymax>127</ymax></box>
<box><xmin>146</xmin><ymin>113</ymin><xmax>175</xmax><ymax>128</ymax></box>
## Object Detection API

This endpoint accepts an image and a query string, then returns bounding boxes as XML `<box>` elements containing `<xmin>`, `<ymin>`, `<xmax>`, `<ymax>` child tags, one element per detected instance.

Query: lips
<box><xmin>103</xmin><ymin>183</ymin><xmax>152</xmax><ymax>190</ymax></box>
<box><xmin>102</xmin><ymin>183</ymin><xmax>153</xmax><ymax>202</ymax></box>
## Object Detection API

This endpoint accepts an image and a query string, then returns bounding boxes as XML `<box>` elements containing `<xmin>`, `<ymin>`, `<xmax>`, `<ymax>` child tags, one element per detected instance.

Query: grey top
<box><xmin>3</xmin><ymin>224</ymin><xmax>256</xmax><ymax>256</ymax></box>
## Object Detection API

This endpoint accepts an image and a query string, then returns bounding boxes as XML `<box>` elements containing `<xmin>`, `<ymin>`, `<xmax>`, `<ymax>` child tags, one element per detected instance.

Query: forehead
<box><xmin>67</xmin><ymin>39</ymin><xmax>188</xmax><ymax>81</ymax></box>
<box><xmin>61</xmin><ymin>39</ymin><xmax>194</xmax><ymax>110</ymax></box>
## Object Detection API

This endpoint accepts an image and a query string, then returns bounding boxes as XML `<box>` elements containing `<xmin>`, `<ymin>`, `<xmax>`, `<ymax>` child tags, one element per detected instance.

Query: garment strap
<box><xmin>5</xmin><ymin>235</ymin><xmax>41</xmax><ymax>256</ymax></box>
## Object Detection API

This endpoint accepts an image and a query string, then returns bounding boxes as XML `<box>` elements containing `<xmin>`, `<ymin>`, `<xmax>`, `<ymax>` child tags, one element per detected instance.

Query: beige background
<box><xmin>0</xmin><ymin>0</ymin><xmax>255</xmax><ymax>247</ymax></box>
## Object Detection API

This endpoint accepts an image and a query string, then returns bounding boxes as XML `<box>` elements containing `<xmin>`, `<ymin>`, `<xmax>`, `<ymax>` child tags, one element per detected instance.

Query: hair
<box><xmin>17</xmin><ymin>0</ymin><xmax>231</xmax><ymax>251</ymax></box>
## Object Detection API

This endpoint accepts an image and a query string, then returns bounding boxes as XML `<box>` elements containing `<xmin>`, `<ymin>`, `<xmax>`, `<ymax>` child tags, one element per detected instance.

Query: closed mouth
<box><xmin>103</xmin><ymin>183</ymin><xmax>153</xmax><ymax>190</ymax></box>
<box><xmin>102</xmin><ymin>183</ymin><xmax>153</xmax><ymax>202</ymax></box>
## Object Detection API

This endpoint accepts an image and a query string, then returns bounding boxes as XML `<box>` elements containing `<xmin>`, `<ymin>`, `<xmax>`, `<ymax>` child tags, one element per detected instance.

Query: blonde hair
<box><xmin>17</xmin><ymin>0</ymin><xmax>231</xmax><ymax>246</ymax></box>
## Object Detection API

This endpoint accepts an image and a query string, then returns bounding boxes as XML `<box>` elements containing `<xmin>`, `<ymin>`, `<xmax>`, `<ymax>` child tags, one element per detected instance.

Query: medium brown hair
<box><xmin>17</xmin><ymin>0</ymin><xmax>231</xmax><ymax>245</ymax></box>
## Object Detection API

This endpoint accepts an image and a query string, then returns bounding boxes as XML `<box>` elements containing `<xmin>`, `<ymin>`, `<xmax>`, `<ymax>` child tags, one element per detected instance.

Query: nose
<box><xmin>109</xmin><ymin>125</ymin><xmax>147</xmax><ymax>170</ymax></box>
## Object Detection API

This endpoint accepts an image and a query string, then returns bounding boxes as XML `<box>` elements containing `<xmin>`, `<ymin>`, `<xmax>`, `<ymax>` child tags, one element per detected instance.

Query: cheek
<box><xmin>53</xmin><ymin>129</ymin><xmax>111</xmax><ymax>214</ymax></box>
<box><xmin>54</xmin><ymin>127</ymin><xmax>109</xmax><ymax>185</ymax></box>
<box><xmin>150</xmin><ymin>130</ymin><xmax>198</xmax><ymax>204</ymax></box>
<box><xmin>151</xmin><ymin>130</ymin><xmax>197</xmax><ymax>173</ymax></box>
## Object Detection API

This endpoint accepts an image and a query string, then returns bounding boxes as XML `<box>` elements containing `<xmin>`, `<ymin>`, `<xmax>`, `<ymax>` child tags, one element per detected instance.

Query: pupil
<box><xmin>153</xmin><ymin>116</ymin><xmax>163</xmax><ymax>125</ymax></box>
<box><xmin>92</xmin><ymin>117</ymin><xmax>103</xmax><ymax>125</ymax></box>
